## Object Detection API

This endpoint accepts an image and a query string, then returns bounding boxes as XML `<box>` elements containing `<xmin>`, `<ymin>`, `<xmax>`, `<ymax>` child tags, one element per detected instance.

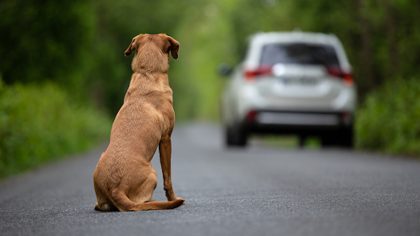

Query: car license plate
<box><xmin>280</xmin><ymin>77</ymin><xmax>319</xmax><ymax>85</ymax></box>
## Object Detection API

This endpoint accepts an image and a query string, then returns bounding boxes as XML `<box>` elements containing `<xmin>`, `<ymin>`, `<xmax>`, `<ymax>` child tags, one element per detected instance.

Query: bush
<box><xmin>0</xmin><ymin>81</ymin><xmax>110</xmax><ymax>178</ymax></box>
<box><xmin>356</xmin><ymin>78</ymin><xmax>420</xmax><ymax>156</ymax></box>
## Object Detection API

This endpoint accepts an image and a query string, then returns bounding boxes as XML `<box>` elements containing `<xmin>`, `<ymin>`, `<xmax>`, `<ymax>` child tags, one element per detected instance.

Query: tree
<box><xmin>0</xmin><ymin>0</ymin><xmax>94</xmax><ymax>88</ymax></box>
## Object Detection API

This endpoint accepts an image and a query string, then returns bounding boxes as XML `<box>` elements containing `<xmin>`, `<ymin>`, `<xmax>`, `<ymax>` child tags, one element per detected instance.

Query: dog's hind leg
<box><xmin>94</xmin><ymin>181</ymin><xmax>116</xmax><ymax>211</ymax></box>
<box><xmin>130</xmin><ymin>172</ymin><xmax>158</xmax><ymax>204</ymax></box>
<box><xmin>94</xmin><ymin>202</ymin><xmax>117</xmax><ymax>212</ymax></box>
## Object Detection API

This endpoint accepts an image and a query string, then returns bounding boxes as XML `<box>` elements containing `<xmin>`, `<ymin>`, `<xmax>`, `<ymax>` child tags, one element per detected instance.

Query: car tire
<box><xmin>298</xmin><ymin>135</ymin><xmax>307</xmax><ymax>148</ymax></box>
<box><xmin>225</xmin><ymin>123</ymin><xmax>248</xmax><ymax>147</ymax></box>
<box><xmin>320</xmin><ymin>133</ymin><xmax>336</xmax><ymax>147</ymax></box>
<box><xmin>338</xmin><ymin>126</ymin><xmax>354</xmax><ymax>148</ymax></box>
<box><xmin>321</xmin><ymin>127</ymin><xmax>354</xmax><ymax>148</ymax></box>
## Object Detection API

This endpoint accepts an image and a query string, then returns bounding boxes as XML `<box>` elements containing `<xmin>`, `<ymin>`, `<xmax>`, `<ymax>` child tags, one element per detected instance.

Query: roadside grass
<box><xmin>356</xmin><ymin>78</ymin><xmax>420</xmax><ymax>157</ymax></box>
<box><xmin>0</xmin><ymin>81</ymin><xmax>110</xmax><ymax>178</ymax></box>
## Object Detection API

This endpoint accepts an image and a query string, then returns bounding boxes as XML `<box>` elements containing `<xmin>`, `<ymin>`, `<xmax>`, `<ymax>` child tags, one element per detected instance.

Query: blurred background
<box><xmin>0</xmin><ymin>0</ymin><xmax>419</xmax><ymax>178</ymax></box>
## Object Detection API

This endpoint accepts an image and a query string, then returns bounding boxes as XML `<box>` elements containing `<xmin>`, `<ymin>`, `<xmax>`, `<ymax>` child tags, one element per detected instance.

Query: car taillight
<box><xmin>246</xmin><ymin>110</ymin><xmax>258</xmax><ymax>123</ymax></box>
<box><xmin>244</xmin><ymin>66</ymin><xmax>272</xmax><ymax>80</ymax></box>
<box><xmin>340</xmin><ymin>112</ymin><xmax>353</xmax><ymax>125</ymax></box>
<box><xmin>326</xmin><ymin>67</ymin><xmax>353</xmax><ymax>86</ymax></box>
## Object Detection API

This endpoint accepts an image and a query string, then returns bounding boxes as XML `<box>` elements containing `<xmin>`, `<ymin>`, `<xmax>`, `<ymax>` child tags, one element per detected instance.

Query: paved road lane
<box><xmin>1</xmin><ymin>123</ymin><xmax>419</xmax><ymax>236</ymax></box>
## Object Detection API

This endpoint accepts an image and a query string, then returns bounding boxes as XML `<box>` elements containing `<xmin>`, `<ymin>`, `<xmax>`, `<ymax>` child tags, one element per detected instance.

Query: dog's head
<box><xmin>124</xmin><ymin>33</ymin><xmax>179</xmax><ymax>59</ymax></box>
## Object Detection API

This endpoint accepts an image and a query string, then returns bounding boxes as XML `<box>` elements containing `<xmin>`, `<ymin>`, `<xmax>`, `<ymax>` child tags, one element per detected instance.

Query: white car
<box><xmin>220</xmin><ymin>32</ymin><xmax>356</xmax><ymax>148</ymax></box>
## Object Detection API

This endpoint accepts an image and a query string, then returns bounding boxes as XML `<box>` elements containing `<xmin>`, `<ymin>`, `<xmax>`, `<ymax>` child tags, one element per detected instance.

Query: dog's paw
<box><xmin>175</xmin><ymin>197</ymin><xmax>185</xmax><ymax>204</ymax></box>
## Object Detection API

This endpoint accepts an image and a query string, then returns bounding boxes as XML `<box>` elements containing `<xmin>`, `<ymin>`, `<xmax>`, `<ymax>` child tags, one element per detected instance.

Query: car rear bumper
<box><xmin>243</xmin><ymin>110</ymin><xmax>353</xmax><ymax>135</ymax></box>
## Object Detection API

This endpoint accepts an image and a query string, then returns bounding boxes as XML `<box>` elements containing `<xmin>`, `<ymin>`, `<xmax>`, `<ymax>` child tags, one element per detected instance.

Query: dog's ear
<box><xmin>124</xmin><ymin>38</ymin><xmax>135</xmax><ymax>56</ymax></box>
<box><xmin>165</xmin><ymin>35</ymin><xmax>180</xmax><ymax>59</ymax></box>
<box><xmin>124</xmin><ymin>35</ymin><xmax>142</xmax><ymax>56</ymax></box>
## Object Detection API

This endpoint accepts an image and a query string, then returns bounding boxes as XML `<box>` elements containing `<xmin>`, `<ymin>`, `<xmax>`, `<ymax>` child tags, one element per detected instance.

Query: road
<box><xmin>1</xmin><ymin>123</ymin><xmax>419</xmax><ymax>236</ymax></box>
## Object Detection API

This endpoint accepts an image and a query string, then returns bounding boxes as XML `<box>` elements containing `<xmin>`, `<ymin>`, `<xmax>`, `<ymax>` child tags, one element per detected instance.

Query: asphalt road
<box><xmin>1</xmin><ymin>123</ymin><xmax>419</xmax><ymax>236</ymax></box>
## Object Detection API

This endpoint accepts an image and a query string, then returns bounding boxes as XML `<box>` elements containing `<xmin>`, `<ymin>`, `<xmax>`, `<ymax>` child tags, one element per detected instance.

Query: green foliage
<box><xmin>172</xmin><ymin>1</ymin><xmax>237</xmax><ymax>120</ymax></box>
<box><xmin>0</xmin><ymin>81</ymin><xmax>110</xmax><ymax>178</ymax></box>
<box><xmin>356</xmin><ymin>78</ymin><xmax>420</xmax><ymax>156</ymax></box>
<box><xmin>0</xmin><ymin>0</ymin><xmax>94</xmax><ymax>89</ymax></box>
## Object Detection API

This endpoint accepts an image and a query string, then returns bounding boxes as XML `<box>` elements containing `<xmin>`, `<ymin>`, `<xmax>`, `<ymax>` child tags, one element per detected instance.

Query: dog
<box><xmin>93</xmin><ymin>33</ymin><xmax>184</xmax><ymax>211</ymax></box>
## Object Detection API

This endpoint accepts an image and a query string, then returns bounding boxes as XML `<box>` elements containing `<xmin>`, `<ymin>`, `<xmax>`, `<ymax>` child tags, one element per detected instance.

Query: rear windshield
<box><xmin>260</xmin><ymin>43</ymin><xmax>340</xmax><ymax>67</ymax></box>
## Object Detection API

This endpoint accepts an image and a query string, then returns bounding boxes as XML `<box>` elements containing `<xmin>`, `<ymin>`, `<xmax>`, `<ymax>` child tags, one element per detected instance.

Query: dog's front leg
<box><xmin>159</xmin><ymin>136</ymin><xmax>178</xmax><ymax>201</ymax></box>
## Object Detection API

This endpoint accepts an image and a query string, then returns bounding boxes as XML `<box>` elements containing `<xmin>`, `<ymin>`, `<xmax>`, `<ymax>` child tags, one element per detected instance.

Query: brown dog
<box><xmin>93</xmin><ymin>33</ymin><xmax>184</xmax><ymax>211</ymax></box>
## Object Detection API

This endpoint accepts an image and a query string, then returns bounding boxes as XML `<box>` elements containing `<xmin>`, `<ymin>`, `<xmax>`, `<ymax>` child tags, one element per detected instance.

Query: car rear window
<box><xmin>260</xmin><ymin>43</ymin><xmax>340</xmax><ymax>67</ymax></box>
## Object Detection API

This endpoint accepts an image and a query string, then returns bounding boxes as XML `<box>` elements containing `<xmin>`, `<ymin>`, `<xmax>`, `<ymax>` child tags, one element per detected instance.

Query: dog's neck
<box><xmin>131</xmin><ymin>45</ymin><xmax>169</xmax><ymax>74</ymax></box>
<box><xmin>126</xmin><ymin>72</ymin><xmax>172</xmax><ymax>103</ymax></box>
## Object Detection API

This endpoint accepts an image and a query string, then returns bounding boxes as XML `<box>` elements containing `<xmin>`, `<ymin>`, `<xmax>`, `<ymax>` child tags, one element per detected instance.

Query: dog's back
<box><xmin>93</xmin><ymin>34</ymin><xmax>183</xmax><ymax>211</ymax></box>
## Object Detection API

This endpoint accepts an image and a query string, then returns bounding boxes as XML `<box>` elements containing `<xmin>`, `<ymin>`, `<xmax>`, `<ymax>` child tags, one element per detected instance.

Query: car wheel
<box><xmin>338</xmin><ymin>126</ymin><xmax>354</xmax><ymax>148</ymax></box>
<box><xmin>298</xmin><ymin>135</ymin><xmax>307</xmax><ymax>148</ymax></box>
<box><xmin>320</xmin><ymin>133</ymin><xmax>336</xmax><ymax>147</ymax></box>
<box><xmin>225</xmin><ymin>123</ymin><xmax>248</xmax><ymax>147</ymax></box>
<box><xmin>321</xmin><ymin>127</ymin><xmax>354</xmax><ymax>148</ymax></box>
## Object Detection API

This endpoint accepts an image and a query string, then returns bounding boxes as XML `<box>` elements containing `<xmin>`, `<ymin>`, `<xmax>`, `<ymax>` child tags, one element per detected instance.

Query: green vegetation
<box><xmin>0</xmin><ymin>0</ymin><xmax>95</xmax><ymax>93</ymax></box>
<box><xmin>0</xmin><ymin>0</ymin><xmax>418</xmax><ymax>177</ymax></box>
<box><xmin>172</xmin><ymin>2</ymin><xmax>237</xmax><ymax>120</ymax></box>
<box><xmin>356</xmin><ymin>78</ymin><xmax>420</xmax><ymax>156</ymax></box>
<box><xmin>0</xmin><ymin>0</ymin><xmax>110</xmax><ymax>178</ymax></box>
<box><xmin>0</xmin><ymin>81</ymin><xmax>110</xmax><ymax>178</ymax></box>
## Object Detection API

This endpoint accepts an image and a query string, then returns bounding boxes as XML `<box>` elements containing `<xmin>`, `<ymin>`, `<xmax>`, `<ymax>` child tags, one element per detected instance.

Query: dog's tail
<box><xmin>111</xmin><ymin>190</ymin><xmax>184</xmax><ymax>211</ymax></box>
<box><xmin>136</xmin><ymin>199</ymin><xmax>184</xmax><ymax>211</ymax></box>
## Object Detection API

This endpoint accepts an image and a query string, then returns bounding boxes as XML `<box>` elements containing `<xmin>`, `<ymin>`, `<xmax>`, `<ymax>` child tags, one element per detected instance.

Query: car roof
<box><xmin>249</xmin><ymin>32</ymin><xmax>340</xmax><ymax>45</ymax></box>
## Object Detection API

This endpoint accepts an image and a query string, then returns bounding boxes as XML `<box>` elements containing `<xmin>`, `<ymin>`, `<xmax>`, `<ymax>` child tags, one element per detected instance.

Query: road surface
<box><xmin>1</xmin><ymin>123</ymin><xmax>419</xmax><ymax>236</ymax></box>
